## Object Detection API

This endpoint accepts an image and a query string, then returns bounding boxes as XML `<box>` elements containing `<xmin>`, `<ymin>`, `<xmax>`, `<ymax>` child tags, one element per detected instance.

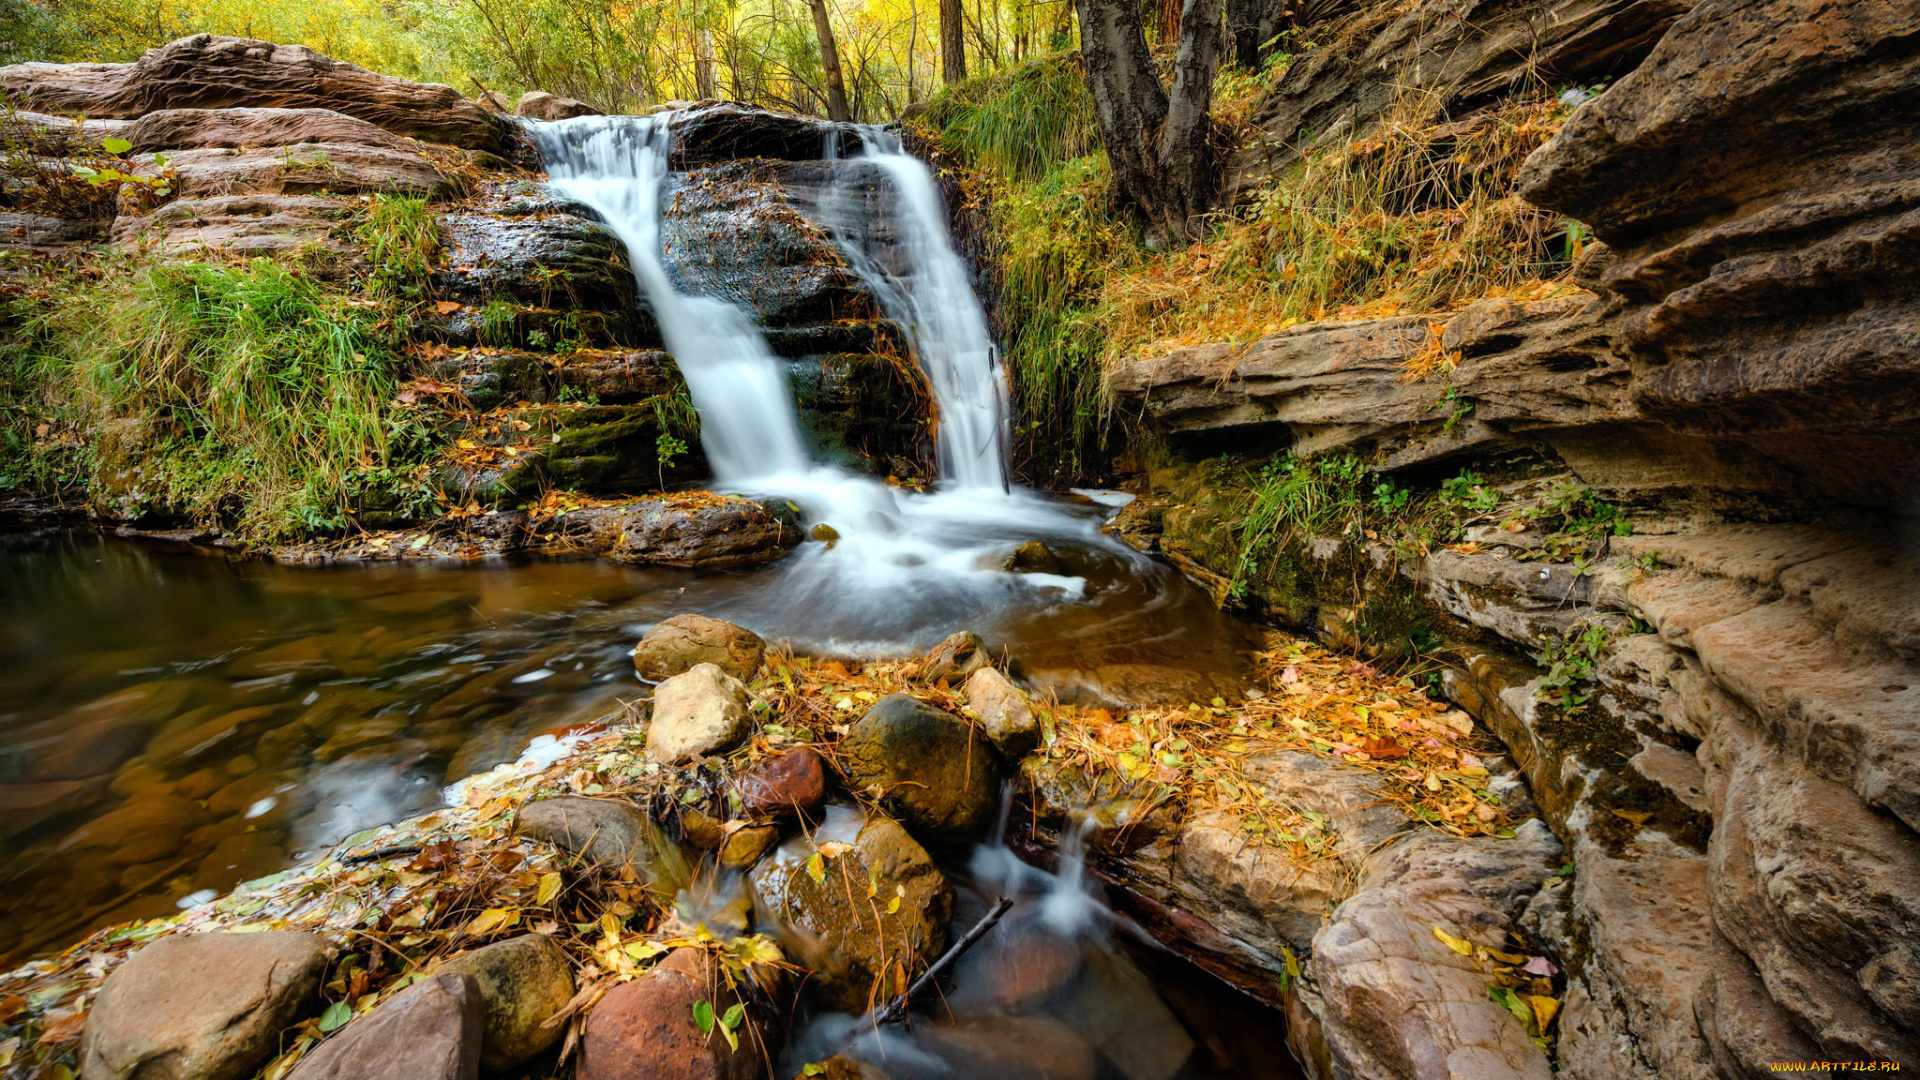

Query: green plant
<box><xmin>478</xmin><ymin>298</ymin><xmax>519</xmax><ymax>347</ymax></box>
<box><xmin>357</xmin><ymin>193</ymin><xmax>439</xmax><ymax>299</ymax></box>
<box><xmin>10</xmin><ymin>256</ymin><xmax>420</xmax><ymax>539</ymax></box>
<box><xmin>1230</xmin><ymin>453</ymin><xmax>1372</xmax><ymax>594</ymax></box>
<box><xmin>1439</xmin><ymin>385</ymin><xmax>1473</xmax><ymax>433</ymax></box>
<box><xmin>654</xmin><ymin>431</ymin><xmax>688</xmax><ymax>487</ymax></box>
<box><xmin>1534</xmin><ymin>623</ymin><xmax>1613</xmax><ymax>715</ymax></box>
<box><xmin>1439</xmin><ymin>470</ymin><xmax>1500</xmax><ymax>515</ymax></box>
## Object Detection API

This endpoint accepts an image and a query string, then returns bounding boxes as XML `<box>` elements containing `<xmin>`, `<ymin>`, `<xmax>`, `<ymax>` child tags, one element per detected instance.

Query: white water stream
<box><xmin>529</xmin><ymin>113</ymin><xmax>1149</xmax><ymax>654</ymax></box>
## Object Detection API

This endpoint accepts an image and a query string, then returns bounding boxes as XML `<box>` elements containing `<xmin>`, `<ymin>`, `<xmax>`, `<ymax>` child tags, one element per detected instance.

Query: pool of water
<box><xmin>0</xmin><ymin>510</ymin><xmax>1254</xmax><ymax>961</ymax></box>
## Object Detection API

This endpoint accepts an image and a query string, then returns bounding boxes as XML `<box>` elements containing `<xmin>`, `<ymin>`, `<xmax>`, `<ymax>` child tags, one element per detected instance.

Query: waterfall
<box><xmin>824</xmin><ymin>128</ymin><xmax>1012</xmax><ymax>491</ymax></box>
<box><xmin>527</xmin><ymin>115</ymin><xmax>813</xmax><ymax>484</ymax></box>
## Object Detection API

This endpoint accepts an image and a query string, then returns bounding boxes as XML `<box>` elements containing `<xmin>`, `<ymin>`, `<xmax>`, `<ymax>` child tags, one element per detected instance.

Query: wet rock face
<box><xmin>286</xmin><ymin>972</ymin><xmax>484</xmax><ymax>1080</ymax></box>
<box><xmin>0</xmin><ymin>34</ymin><xmax>515</xmax><ymax>154</ymax></box>
<box><xmin>840</xmin><ymin>693</ymin><xmax>1003</xmax><ymax>850</ymax></box>
<box><xmin>661</xmin><ymin>158</ymin><xmax>874</xmax><ymax>331</ymax></box>
<box><xmin>747</xmin><ymin>806</ymin><xmax>953</xmax><ymax>1011</ymax></box>
<box><xmin>433</xmin><ymin>933</ymin><xmax>575</xmax><ymax>1073</ymax></box>
<box><xmin>632</xmin><ymin>613</ymin><xmax>766</xmax><ymax>683</ymax></box>
<box><xmin>965</xmin><ymin>667</ymin><xmax>1039</xmax><ymax>759</ymax></box>
<box><xmin>81</xmin><ymin>930</ymin><xmax>333</xmax><ymax>1080</ymax></box>
<box><xmin>431</xmin><ymin>180</ymin><xmax>646</xmax><ymax>347</ymax></box>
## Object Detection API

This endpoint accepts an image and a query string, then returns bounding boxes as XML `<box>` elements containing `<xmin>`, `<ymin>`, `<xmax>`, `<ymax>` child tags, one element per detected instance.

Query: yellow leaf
<box><xmin>466</xmin><ymin>907</ymin><xmax>518</xmax><ymax>937</ymax></box>
<box><xmin>1529</xmin><ymin>995</ymin><xmax>1560</xmax><ymax>1030</ymax></box>
<box><xmin>806</xmin><ymin>852</ymin><xmax>826</xmax><ymax>884</ymax></box>
<box><xmin>535</xmin><ymin>872</ymin><xmax>562</xmax><ymax>906</ymax></box>
<box><xmin>1432</xmin><ymin>925</ymin><xmax>1474</xmax><ymax>956</ymax></box>
<box><xmin>600</xmin><ymin>911</ymin><xmax>624</xmax><ymax>942</ymax></box>
<box><xmin>623</xmin><ymin>940</ymin><xmax>666</xmax><ymax>962</ymax></box>
<box><xmin>886</xmin><ymin>896</ymin><xmax>902</xmax><ymax>915</ymax></box>
<box><xmin>1484</xmin><ymin>948</ymin><xmax>1526</xmax><ymax>965</ymax></box>
<box><xmin>1611</xmin><ymin>808</ymin><xmax>1652</xmax><ymax>826</ymax></box>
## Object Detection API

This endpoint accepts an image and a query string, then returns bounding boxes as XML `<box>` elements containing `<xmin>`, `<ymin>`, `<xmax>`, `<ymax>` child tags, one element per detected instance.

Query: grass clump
<box><xmin>5</xmin><ymin>256</ymin><xmax>434</xmax><ymax>539</ymax></box>
<box><xmin>356</xmin><ymin>193</ymin><xmax>440</xmax><ymax>299</ymax></box>
<box><xmin>922</xmin><ymin>52</ymin><xmax>1099</xmax><ymax>184</ymax></box>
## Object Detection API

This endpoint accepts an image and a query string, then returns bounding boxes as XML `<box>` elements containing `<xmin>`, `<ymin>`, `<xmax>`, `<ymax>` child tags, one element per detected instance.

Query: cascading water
<box><xmin>528</xmin><ymin>116</ymin><xmax>813</xmax><ymax>483</ymax></box>
<box><xmin>823</xmin><ymin>127</ymin><xmax>1012</xmax><ymax>491</ymax></box>
<box><xmin>526</xmin><ymin>112</ymin><xmax>1245</xmax><ymax>671</ymax></box>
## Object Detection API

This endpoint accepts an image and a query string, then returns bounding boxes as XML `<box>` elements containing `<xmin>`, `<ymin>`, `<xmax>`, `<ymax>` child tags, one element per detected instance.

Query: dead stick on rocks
<box><xmin>869</xmin><ymin>895</ymin><xmax>1014</xmax><ymax>1029</ymax></box>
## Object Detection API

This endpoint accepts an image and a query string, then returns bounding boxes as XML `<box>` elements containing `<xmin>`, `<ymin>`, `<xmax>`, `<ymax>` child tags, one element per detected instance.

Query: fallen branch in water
<box><xmin>870</xmin><ymin>895</ymin><xmax>1014</xmax><ymax>1028</ymax></box>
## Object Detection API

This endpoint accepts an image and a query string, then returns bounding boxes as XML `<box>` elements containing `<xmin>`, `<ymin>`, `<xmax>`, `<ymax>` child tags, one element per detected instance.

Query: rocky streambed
<box><xmin>1</xmin><ymin>602</ymin><xmax>1558</xmax><ymax>1080</ymax></box>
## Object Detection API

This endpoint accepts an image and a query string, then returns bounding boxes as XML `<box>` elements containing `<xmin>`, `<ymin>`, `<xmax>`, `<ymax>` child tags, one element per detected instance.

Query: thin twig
<box><xmin>868</xmin><ymin>895</ymin><xmax>1013</xmax><ymax>1028</ymax></box>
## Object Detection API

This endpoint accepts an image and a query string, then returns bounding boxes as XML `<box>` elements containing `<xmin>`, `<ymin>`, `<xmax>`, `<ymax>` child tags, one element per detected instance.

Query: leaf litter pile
<box><xmin>0</xmin><ymin>636</ymin><xmax>1529</xmax><ymax>1078</ymax></box>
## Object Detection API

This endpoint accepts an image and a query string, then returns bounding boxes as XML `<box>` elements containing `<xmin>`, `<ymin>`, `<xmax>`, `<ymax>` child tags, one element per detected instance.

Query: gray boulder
<box><xmin>286</xmin><ymin>972</ymin><xmax>483</xmax><ymax>1080</ymax></box>
<box><xmin>80</xmin><ymin>930</ymin><xmax>333</xmax><ymax>1080</ymax></box>
<box><xmin>632</xmin><ymin>613</ymin><xmax>765</xmax><ymax>683</ymax></box>
<box><xmin>840</xmin><ymin>693</ymin><xmax>1002</xmax><ymax>849</ymax></box>
<box><xmin>646</xmin><ymin>663</ymin><xmax>753</xmax><ymax>764</ymax></box>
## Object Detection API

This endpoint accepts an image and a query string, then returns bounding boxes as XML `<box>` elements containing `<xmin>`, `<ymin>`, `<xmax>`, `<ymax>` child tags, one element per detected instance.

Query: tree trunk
<box><xmin>1073</xmin><ymin>0</ymin><xmax>1222</xmax><ymax>244</ymax></box>
<box><xmin>940</xmin><ymin>0</ymin><xmax>967</xmax><ymax>83</ymax></box>
<box><xmin>1223</xmin><ymin>0</ymin><xmax>1286</xmax><ymax>68</ymax></box>
<box><xmin>695</xmin><ymin>28</ymin><xmax>717</xmax><ymax>100</ymax></box>
<box><xmin>808</xmin><ymin>0</ymin><xmax>853</xmax><ymax>122</ymax></box>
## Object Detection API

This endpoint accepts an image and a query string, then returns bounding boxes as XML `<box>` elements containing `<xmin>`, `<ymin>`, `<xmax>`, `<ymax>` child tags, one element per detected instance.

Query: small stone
<box><xmin>516</xmin><ymin>797</ymin><xmax>692</xmax><ymax>894</ymax></box>
<box><xmin>647</xmin><ymin>663</ymin><xmax>753</xmax><ymax>764</ymax></box>
<box><xmin>287</xmin><ymin>972</ymin><xmax>484</xmax><ymax>1080</ymax></box>
<box><xmin>719</xmin><ymin>824</ymin><xmax>780</xmax><ymax>869</ymax></box>
<box><xmin>514</xmin><ymin>90</ymin><xmax>601</xmax><ymax>121</ymax></box>
<box><xmin>840</xmin><ymin>694</ymin><xmax>1003</xmax><ymax>849</ymax></box>
<box><xmin>434</xmin><ymin>934</ymin><xmax>576</xmax><ymax>1073</ymax></box>
<box><xmin>737</xmin><ymin>746</ymin><xmax>827</xmax><ymax>820</ymax></box>
<box><xmin>1003</xmin><ymin>540</ymin><xmax>1065</xmax><ymax>574</ymax></box>
<box><xmin>965</xmin><ymin>667</ymin><xmax>1039</xmax><ymax>759</ymax></box>
<box><xmin>921</xmin><ymin>630</ymin><xmax>990</xmax><ymax>683</ymax></box>
<box><xmin>811</xmin><ymin>522</ymin><xmax>841</xmax><ymax>543</ymax></box>
<box><xmin>578</xmin><ymin>948</ymin><xmax>758</xmax><ymax>1080</ymax></box>
<box><xmin>80</xmin><ymin>931</ymin><xmax>333</xmax><ymax>1080</ymax></box>
<box><xmin>631</xmin><ymin>614</ymin><xmax>765</xmax><ymax>683</ymax></box>
<box><xmin>679</xmin><ymin>807</ymin><xmax>729</xmax><ymax>850</ymax></box>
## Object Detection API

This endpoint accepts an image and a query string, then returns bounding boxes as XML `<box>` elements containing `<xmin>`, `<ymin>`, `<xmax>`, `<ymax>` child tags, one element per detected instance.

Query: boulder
<box><xmin>515</xmin><ymin>796</ymin><xmax>692</xmax><ymax>893</ymax></box>
<box><xmin>840</xmin><ymin>693</ymin><xmax>1003</xmax><ymax>849</ymax></box>
<box><xmin>647</xmin><ymin>664</ymin><xmax>753</xmax><ymax>764</ymax></box>
<box><xmin>433</xmin><ymin>934</ymin><xmax>575</xmax><ymax>1073</ymax></box>
<box><xmin>747</xmin><ymin>806</ymin><xmax>952</xmax><ymax>1011</ymax></box>
<box><xmin>965</xmin><ymin>667</ymin><xmax>1039</xmax><ymax>758</ymax></box>
<box><xmin>736</xmin><ymin>746</ymin><xmax>828</xmax><ymax>820</ymax></box>
<box><xmin>632</xmin><ymin>613</ymin><xmax>765</xmax><ymax>683</ymax></box>
<box><xmin>516</xmin><ymin>91</ymin><xmax>601</xmax><ymax>121</ymax></box>
<box><xmin>286</xmin><ymin>972</ymin><xmax>483</xmax><ymax>1080</ymax></box>
<box><xmin>577</xmin><ymin>948</ymin><xmax>758</xmax><ymax>1080</ymax></box>
<box><xmin>1301</xmin><ymin>824</ymin><xmax>1563</xmax><ymax>1080</ymax></box>
<box><xmin>80</xmin><ymin>931</ymin><xmax>333</xmax><ymax>1080</ymax></box>
<box><xmin>0</xmin><ymin>34</ymin><xmax>514</xmax><ymax>153</ymax></box>
<box><xmin>1004</xmin><ymin>540</ymin><xmax>1066</xmax><ymax>574</ymax></box>
<box><xmin>920</xmin><ymin>630</ymin><xmax>990</xmax><ymax>683</ymax></box>
<box><xmin>120</xmin><ymin>106</ymin><xmax>417</xmax><ymax>154</ymax></box>
<box><xmin>131</xmin><ymin>142</ymin><xmax>450</xmax><ymax>199</ymax></box>
<box><xmin>529</xmin><ymin>496</ymin><xmax>803</xmax><ymax>569</ymax></box>
<box><xmin>430</xmin><ymin>180</ymin><xmax>642</xmax><ymax>338</ymax></box>
<box><xmin>918</xmin><ymin>1013</ymin><xmax>1098</xmax><ymax>1080</ymax></box>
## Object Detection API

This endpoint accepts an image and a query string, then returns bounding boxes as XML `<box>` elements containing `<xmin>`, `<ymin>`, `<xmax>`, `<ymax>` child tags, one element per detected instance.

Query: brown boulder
<box><xmin>964</xmin><ymin>667</ymin><xmax>1039</xmax><ymax>759</ymax></box>
<box><xmin>80</xmin><ymin>931</ymin><xmax>333</xmax><ymax>1080</ymax></box>
<box><xmin>577</xmin><ymin>948</ymin><xmax>758</xmax><ymax>1080</ymax></box>
<box><xmin>647</xmin><ymin>663</ymin><xmax>754</xmax><ymax>764</ymax></box>
<box><xmin>531</xmin><ymin>497</ymin><xmax>802</xmax><ymax>569</ymax></box>
<box><xmin>632</xmin><ymin>613</ymin><xmax>766</xmax><ymax>683</ymax></box>
<box><xmin>920</xmin><ymin>630</ymin><xmax>990</xmax><ymax>683</ymax></box>
<box><xmin>747</xmin><ymin>806</ymin><xmax>953</xmax><ymax>1011</ymax></box>
<box><xmin>516</xmin><ymin>91</ymin><xmax>601</xmax><ymax>121</ymax></box>
<box><xmin>434</xmin><ymin>934</ymin><xmax>575</xmax><ymax>1072</ymax></box>
<box><xmin>286</xmin><ymin>972</ymin><xmax>483</xmax><ymax>1080</ymax></box>
<box><xmin>736</xmin><ymin>746</ymin><xmax>827</xmax><ymax>820</ymax></box>
<box><xmin>0</xmin><ymin>34</ymin><xmax>513</xmax><ymax>153</ymax></box>
<box><xmin>840</xmin><ymin>693</ymin><xmax>1002</xmax><ymax>849</ymax></box>
<box><xmin>515</xmin><ymin>796</ymin><xmax>692</xmax><ymax>893</ymax></box>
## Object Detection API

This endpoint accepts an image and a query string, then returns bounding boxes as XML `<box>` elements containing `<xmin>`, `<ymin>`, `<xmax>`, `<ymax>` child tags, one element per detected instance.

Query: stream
<box><xmin>0</xmin><ymin>111</ymin><xmax>1295</xmax><ymax>1077</ymax></box>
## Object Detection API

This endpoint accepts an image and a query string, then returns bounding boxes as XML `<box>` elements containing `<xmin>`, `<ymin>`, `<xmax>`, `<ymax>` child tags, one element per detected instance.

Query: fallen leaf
<box><xmin>1611</xmin><ymin>808</ymin><xmax>1652</xmax><ymax>826</ymax></box>
<box><xmin>1432</xmin><ymin>926</ymin><xmax>1474</xmax><ymax>956</ymax></box>
<box><xmin>1521</xmin><ymin>955</ymin><xmax>1559</xmax><ymax>977</ymax></box>
<box><xmin>1529</xmin><ymin>995</ymin><xmax>1560</xmax><ymax>1030</ymax></box>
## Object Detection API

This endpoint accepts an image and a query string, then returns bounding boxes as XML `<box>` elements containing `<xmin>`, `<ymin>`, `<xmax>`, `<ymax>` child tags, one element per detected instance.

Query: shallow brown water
<box><xmin>0</xmin><ymin>512</ymin><xmax>1253</xmax><ymax>960</ymax></box>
